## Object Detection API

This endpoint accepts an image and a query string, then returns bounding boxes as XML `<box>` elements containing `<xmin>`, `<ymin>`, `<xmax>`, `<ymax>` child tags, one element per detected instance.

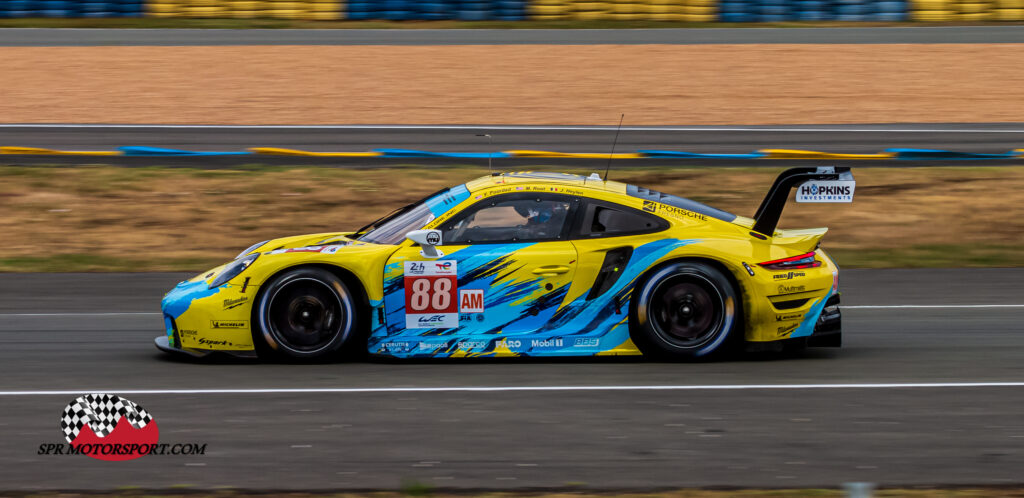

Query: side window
<box><xmin>442</xmin><ymin>194</ymin><xmax>575</xmax><ymax>244</ymax></box>
<box><xmin>579</xmin><ymin>201</ymin><xmax>668</xmax><ymax>238</ymax></box>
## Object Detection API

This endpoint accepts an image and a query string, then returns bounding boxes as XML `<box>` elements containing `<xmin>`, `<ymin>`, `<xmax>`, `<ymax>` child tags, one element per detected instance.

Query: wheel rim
<box><xmin>648</xmin><ymin>274</ymin><xmax>724</xmax><ymax>349</ymax></box>
<box><xmin>265</xmin><ymin>278</ymin><xmax>344</xmax><ymax>354</ymax></box>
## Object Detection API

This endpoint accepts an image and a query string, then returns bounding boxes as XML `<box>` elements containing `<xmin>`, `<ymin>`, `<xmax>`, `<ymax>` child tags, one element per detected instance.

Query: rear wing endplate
<box><xmin>752</xmin><ymin>166</ymin><xmax>854</xmax><ymax>236</ymax></box>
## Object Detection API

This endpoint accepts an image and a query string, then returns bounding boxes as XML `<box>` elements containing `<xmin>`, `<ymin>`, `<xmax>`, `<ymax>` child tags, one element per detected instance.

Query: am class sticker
<box><xmin>459</xmin><ymin>289</ymin><xmax>484</xmax><ymax>313</ymax></box>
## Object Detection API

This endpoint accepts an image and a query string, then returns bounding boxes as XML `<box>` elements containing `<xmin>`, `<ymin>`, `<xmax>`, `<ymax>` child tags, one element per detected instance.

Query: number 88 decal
<box><xmin>408</xmin><ymin>277</ymin><xmax>453</xmax><ymax>311</ymax></box>
<box><xmin>403</xmin><ymin>260</ymin><xmax>459</xmax><ymax>329</ymax></box>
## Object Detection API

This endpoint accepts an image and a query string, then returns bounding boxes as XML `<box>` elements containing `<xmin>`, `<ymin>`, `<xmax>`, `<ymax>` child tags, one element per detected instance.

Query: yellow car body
<box><xmin>158</xmin><ymin>169</ymin><xmax>848</xmax><ymax>360</ymax></box>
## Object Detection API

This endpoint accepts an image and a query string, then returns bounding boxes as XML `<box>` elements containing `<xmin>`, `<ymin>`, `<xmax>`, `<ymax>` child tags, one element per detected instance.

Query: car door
<box><xmin>376</xmin><ymin>192</ymin><xmax>581</xmax><ymax>357</ymax></box>
<box><xmin>557</xmin><ymin>198</ymin><xmax>675</xmax><ymax>353</ymax></box>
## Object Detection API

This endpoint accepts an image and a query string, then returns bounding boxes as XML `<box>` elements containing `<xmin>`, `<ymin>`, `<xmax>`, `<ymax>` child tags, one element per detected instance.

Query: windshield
<box><xmin>358</xmin><ymin>203</ymin><xmax>435</xmax><ymax>245</ymax></box>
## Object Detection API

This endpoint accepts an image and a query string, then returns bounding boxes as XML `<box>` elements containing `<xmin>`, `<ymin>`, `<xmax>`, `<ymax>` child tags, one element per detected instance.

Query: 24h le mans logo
<box><xmin>60</xmin><ymin>394</ymin><xmax>160</xmax><ymax>461</ymax></box>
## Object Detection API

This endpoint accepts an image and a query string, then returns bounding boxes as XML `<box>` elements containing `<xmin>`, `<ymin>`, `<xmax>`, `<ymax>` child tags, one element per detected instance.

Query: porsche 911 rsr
<box><xmin>157</xmin><ymin>167</ymin><xmax>853</xmax><ymax>361</ymax></box>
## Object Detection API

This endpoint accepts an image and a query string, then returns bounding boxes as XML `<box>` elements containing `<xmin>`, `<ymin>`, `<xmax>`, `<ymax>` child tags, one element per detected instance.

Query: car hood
<box><xmin>242</xmin><ymin>232</ymin><xmax>356</xmax><ymax>256</ymax></box>
<box><xmin>178</xmin><ymin>232</ymin><xmax>386</xmax><ymax>290</ymax></box>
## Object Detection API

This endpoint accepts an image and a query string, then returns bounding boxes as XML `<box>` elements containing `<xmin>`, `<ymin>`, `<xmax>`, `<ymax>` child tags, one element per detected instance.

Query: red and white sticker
<box><xmin>404</xmin><ymin>260</ymin><xmax>458</xmax><ymax>329</ymax></box>
<box><xmin>459</xmin><ymin>289</ymin><xmax>485</xmax><ymax>313</ymax></box>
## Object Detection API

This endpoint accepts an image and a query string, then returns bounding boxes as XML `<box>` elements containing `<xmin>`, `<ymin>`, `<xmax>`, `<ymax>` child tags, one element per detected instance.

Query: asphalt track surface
<box><xmin>1</xmin><ymin>269</ymin><xmax>1023</xmax><ymax>490</ymax></box>
<box><xmin>2</xmin><ymin>123</ymin><xmax>1024</xmax><ymax>168</ymax></box>
<box><xmin>2</xmin><ymin>26</ymin><xmax>1024</xmax><ymax>46</ymax></box>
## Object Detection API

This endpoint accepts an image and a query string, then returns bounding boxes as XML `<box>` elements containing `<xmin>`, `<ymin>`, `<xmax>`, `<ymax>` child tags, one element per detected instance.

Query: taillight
<box><xmin>758</xmin><ymin>251</ymin><xmax>822</xmax><ymax>270</ymax></box>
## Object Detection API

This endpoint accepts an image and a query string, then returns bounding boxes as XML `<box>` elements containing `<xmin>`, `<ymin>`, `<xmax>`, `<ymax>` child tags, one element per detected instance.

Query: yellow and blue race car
<box><xmin>157</xmin><ymin>167</ymin><xmax>854</xmax><ymax>361</ymax></box>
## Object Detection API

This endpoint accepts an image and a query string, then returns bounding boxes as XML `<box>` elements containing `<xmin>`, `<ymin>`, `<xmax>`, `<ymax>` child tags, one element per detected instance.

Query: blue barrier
<box><xmin>119</xmin><ymin>147</ymin><xmax>253</xmax><ymax>156</ymax></box>
<box><xmin>717</xmin><ymin>0</ymin><xmax>911</xmax><ymax>22</ymax></box>
<box><xmin>887</xmin><ymin>148</ymin><xmax>1023</xmax><ymax>160</ymax></box>
<box><xmin>0</xmin><ymin>0</ymin><xmax>146</xmax><ymax>18</ymax></box>
<box><xmin>495</xmin><ymin>0</ymin><xmax>526</xmax><ymax>20</ymax></box>
<box><xmin>347</xmin><ymin>0</ymin><xmax>506</xmax><ymax>21</ymax></box>
<box><xmin>375</xmin><ymin>148</ymin><xmax>513</xmax><ymax>158</ymax></box>
<box><xmin>3</xmin><ymin>0</ymin><xmax>37</xmax><ymax>17</ymax></box>
<box><xmin>419</xmin><ymin>1</ymin><xmax>455</xmax><ymax>20</ymax></box>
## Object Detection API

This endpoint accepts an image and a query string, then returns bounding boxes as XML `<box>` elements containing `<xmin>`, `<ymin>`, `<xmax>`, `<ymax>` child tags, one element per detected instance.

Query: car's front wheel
<box><xmin>254</xmin><ymin>267</ymin><xmax>357</xmax><ymax>361</ymax></box>
<box><xmin>631</xmin><ymin>261</ymin><xmax>740</xmax><ymax>360</ymax></box>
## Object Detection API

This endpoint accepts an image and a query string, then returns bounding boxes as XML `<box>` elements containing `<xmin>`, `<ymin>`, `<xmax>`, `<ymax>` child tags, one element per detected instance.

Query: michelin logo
<box><xmin>796</xmin><ymin>180</ymin><xmax>855</xmax><ymax>203</ymax></box>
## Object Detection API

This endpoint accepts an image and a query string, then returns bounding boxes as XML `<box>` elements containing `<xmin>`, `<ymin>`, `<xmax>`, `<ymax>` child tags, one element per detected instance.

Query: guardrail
<box><xmin>1</xmin><ymin>0</ymin><xmax>1021</xmax><ymax>21</ymax></box>
<box><xmin>3</xmin><ymin>145</ymin><xmax>1023</xmax><ymax>159</ymax></box>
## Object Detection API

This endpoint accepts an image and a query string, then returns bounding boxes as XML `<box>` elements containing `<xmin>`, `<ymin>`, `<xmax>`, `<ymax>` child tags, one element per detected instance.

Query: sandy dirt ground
<box><xmin>1</xmin><ymin>44</ymin><xmax>1023</xmax><ymax>125</ymax></box>
<box><xmin>0</xmin><ymin>165</ymin><xmax>1021</xmax><ymax>271</ymax></box>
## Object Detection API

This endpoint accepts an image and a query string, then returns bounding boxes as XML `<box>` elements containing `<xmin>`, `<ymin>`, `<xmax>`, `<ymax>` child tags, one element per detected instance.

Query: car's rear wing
<box><xmin>752</xmin><ymin>166</ymin><xmax>855</xmax><ymax>236</ymax></box>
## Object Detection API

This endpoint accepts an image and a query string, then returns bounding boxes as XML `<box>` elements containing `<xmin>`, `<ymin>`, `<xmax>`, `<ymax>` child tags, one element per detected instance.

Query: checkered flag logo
<box><xmin>61</xmin><ymin>394</ymin><xmax>153</xmax><ymax>443</ymax></box>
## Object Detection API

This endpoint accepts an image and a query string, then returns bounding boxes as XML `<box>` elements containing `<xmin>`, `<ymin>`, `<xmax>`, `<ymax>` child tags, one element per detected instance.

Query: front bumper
<box><xmin>161</xmin><ymin>278</ymin><xmax>258</xmax><ymax>352</ymax></box>
<box><xmin>154</xmin><ymin>335</ymin><xmax>257</xmax><ymax>358</ymax></box>
<box><xmin>154</xmin><ymin>335</ymin><xmax>210</xmax><ymax>358</ymax></box>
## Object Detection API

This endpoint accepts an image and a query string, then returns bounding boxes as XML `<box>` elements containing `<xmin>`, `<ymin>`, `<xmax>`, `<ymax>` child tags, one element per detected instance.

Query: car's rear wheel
<box><xmin>254</xmin><ymin>267</ymin><xmax>357</xmax><ymax>361</ymax></box>
<box><xmin>631</xmin><ymin>261</ymin><xmax>740</xmax><ymax>360</ymax></box>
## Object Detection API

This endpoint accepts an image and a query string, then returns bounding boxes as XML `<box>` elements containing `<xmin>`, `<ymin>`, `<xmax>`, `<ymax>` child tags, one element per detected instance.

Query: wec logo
<box><xmin>417</xmin><ymin>315</ymin><xmax>447</xmax><ymax>325</ymax></box>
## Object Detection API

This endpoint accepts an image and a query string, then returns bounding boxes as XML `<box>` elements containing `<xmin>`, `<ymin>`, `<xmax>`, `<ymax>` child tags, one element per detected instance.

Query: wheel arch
<box><xmin>630</xmin><ymin>254</ymin><xmax>748</xmax><ymax>338</ymax></box>
<box><xmin>254</xmin><ymin>262</ymin><xmax>371</xmax><ymax>310</ymax></box>
<box><xmin>250</xmin><ymin>263</ymin><xmax>374</xmax><ymax>358</ymax></box>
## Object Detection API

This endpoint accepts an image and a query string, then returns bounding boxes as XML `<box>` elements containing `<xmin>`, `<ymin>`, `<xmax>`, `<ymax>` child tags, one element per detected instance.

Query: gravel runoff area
<box><xmin>1</xmin><ymin>44</ymin><xmax>1023</xmax><ymax>125</ymax></box>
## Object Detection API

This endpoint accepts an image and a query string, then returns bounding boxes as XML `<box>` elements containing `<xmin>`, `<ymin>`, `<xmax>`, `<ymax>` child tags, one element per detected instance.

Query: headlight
<box><xmin>209</xmin><ymin>254</ymin><xmax>259</xmax><ymax>289</ymax></box>
<box><xmin>236</xmin><ymin>240</ymin><xmax>268</xmax><ymax>260</ymax></box>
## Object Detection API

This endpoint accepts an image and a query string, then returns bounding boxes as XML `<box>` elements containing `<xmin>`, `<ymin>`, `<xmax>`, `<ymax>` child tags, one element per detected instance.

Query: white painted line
<box><xmin>844</xmin><ymin>304</ymin><xmax>1024</xmax><ymax>309</ymax></box>
<box><xmin>3</xmin><ymin>382</ymin><xmax>1024</xmax><ymax>396</ymax></box>
<box><xmin>1</xmin><ymin>124</ymin><xmax>1023</xmax><ymax>133</ymax></box>
<box><xmin>0</xmin><ymin>312</ymin><xmax>161</xmax><ymax>317</ymax></box>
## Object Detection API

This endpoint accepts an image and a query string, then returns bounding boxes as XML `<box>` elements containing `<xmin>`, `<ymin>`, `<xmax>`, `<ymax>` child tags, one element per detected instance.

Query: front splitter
<box><xmin>154</xmin><ymin>336</ymin><xmax>257</xmax><ymax>359</ymax></box>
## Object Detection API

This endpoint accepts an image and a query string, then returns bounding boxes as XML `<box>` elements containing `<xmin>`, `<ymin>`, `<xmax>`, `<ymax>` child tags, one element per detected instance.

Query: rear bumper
<box><xmin>807</xmin><ymin>293</ymin><xmax>842</xmax><ymax>347</ymax></box>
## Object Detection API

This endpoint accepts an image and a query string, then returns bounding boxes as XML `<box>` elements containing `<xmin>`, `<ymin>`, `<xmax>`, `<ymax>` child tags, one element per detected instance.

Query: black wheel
<box><xmin>631</xmin><ymin>261</ymin><xmax>741</xmax><ymax>360</ymax></box>
<box><xmin>253</xmin><ymin>267</ymin><xmax>358</xmax><ymax>361</ymax></box>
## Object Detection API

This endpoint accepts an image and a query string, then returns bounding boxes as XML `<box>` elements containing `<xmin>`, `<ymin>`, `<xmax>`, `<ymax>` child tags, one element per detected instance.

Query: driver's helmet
<box><xmin>516</xmin><ymin>202</ymin><xmax>555</xmax><ymax>225</ymax></box>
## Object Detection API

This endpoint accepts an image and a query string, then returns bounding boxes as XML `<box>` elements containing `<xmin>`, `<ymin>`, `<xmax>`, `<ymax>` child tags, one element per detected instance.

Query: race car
<box><xmin>157</xmin><ymin>167</ymin><xmax>854</xmax><ymax>361</ymax></box>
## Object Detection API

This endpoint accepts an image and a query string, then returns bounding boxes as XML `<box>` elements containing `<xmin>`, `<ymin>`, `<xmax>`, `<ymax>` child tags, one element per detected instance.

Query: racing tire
<box><xmin>253</xmin><ymin>267</ymin><xmax>358</xmax><ymax>362</ymax></box>
<box><xmin>630</xmin><ymin>261</ymin><xmax>741</xmax><ymax>360</ymax></box>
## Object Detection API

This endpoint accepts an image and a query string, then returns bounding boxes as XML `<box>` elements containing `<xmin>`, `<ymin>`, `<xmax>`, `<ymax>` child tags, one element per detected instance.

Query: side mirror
<box><xmin>405</xmin><ymin>229</ymin><xmax>444</xmax><ymax>259</ymax></box>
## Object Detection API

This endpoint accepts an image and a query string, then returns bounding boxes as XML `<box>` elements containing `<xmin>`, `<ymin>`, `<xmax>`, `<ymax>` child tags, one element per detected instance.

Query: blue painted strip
<box><xmin>119</xmin><ymin>147</ymin><xmax>253</xmax><ymax>157</ymax></box>
<box><xmin>638</xmin><ymin>150</ymin><xmax>768</xmax><ymax>159</ymax></box>
<box><xmin>374</xmin><ymin>148</ymin><xmax>513</xmax><ymax>159</ymax></box>
<box><xmin>887</xmin><ymin>148</ymin><xmax>1021</xmax><ymax>160</ymax></box>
